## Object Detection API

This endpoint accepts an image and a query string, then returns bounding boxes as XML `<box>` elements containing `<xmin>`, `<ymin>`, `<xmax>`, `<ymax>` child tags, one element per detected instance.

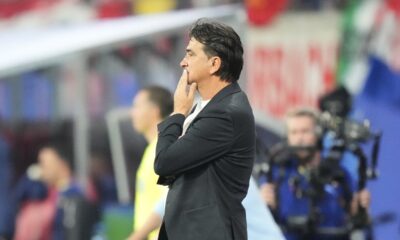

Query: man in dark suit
<box><xmin>154</xmin><ymin>19</ymin><xmax>256</xmax><ymax>240</ymax></box>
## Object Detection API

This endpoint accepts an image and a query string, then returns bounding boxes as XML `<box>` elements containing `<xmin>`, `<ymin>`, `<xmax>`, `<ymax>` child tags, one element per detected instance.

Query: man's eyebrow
<box><xmin>186</xmin><ymin>49</ymin><xmax>193</xmax><ymax>53</ymax></box>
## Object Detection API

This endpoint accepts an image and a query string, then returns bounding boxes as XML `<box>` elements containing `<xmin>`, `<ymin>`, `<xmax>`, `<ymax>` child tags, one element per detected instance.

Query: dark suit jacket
<box><xmin>154</xmin><ymin>82</ymin><xmax>255</xmax><ymax>240</ymax></box>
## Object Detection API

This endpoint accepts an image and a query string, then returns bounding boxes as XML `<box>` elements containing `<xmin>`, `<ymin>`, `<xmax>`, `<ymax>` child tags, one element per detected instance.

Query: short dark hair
<box><xmin>143</xmin><ymin>86</ymin><xmax>173</xmax><ymax>119</ymax></box>
<box><xmin>189</xmin><ymin>18</ymin><xmax>243</xmax><ymax>83</ymax></box>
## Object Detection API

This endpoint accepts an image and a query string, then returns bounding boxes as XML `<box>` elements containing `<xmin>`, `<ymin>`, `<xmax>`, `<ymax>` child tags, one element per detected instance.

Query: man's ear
<box><xmin>209</xmin><ymin>56</ymin><xmax>221</xmax><ymax>75</ymax></box>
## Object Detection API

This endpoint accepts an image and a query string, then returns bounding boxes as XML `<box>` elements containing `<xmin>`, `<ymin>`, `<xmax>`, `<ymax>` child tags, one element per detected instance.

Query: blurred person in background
<box><xmin>0</xmin><ymin>134</ymin><xmax>14</xmax><ymax>240</ymax></box>
<box><xmin>127</xmin><ymin>86</ymin><xmax>173</xmax><ymax>240</ymax></box>
<box><xmin>89</xmin><ymin>152</ymin><xmax>118</xmax><ymax>207</ymax></box>
<box><xmin>259</xmin><ymin>108</ymin><xmax>370</xmax><ymax>240</ymax></box>
<box><xmin>13</xmin><ymin>140</ymin><xmax>95</xmax><ymax>240</ymax></box>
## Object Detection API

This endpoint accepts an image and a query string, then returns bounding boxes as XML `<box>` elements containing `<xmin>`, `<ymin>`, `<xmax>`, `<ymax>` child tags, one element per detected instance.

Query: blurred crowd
<box><xmin>0</xmin><ymin>0</ymin><xmax>240</xmax><ymax>29</ymax></box>
<box><xmin>1</xmin><ymin>0</ymin><xmax>399</xmax><ymax>239</ymax></box>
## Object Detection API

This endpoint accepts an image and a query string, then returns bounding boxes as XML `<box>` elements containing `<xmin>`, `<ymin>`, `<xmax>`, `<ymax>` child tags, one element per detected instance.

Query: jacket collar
<box><xmin>193</xmin><ymin>82</ymin><xmax>241</xmax><ymax>118</ymax></box>
<box><xmin>206</xmin><ymin>81</ymin><xmax>241</xmax><ymax>105</ymax></box>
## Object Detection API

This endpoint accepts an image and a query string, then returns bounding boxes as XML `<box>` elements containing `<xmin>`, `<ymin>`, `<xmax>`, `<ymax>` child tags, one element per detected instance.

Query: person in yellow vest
<box><xmin>127</xmin><ymin>86</ymin><xmax>173</xmax><ymax>240</ymax></box>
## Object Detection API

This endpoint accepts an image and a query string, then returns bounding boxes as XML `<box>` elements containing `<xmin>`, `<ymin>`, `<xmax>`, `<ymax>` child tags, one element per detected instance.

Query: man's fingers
<box><xmin>178</xmin><ymin>69</ymin><xmax>188</xmax><ymax>88</ymax></box>
<box><xmin>173</xmin><ymin>69</ymin><xmax>195</xmax><ymax>116</ymax></box>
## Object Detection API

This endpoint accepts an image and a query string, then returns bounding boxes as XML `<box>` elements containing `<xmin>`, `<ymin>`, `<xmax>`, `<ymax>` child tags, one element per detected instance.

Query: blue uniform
<box><xmin>52</xmin><ymin>182</ymin><xmax>84</xmax><ymax>240</ymax></box>
<box><xmin>260</xmin><ymin>157</ymin><xmax>356</xmax><ymax>240</ymax></box>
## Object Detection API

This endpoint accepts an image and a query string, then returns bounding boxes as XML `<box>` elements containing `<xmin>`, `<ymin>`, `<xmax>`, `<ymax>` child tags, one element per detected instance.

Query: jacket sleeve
<box><xmin>154</xmin><ymin>109</ymin><xmax>234</xmax><ymax>176</ymax></box>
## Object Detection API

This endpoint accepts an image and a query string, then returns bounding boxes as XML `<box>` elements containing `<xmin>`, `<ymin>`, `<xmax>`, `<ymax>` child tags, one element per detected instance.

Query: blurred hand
<box><xmin>260</xmin><ymin>183</ymin><xmax>276</xmax><ymax>209</ymax></box>
<box><xmin>126</xmin><ymin>234</ymin><xmax>140</xmax><ymax>240</ymax></box>
<box><xmin>351</xmin><ymin>188</ymin><xmax>371</xmax><ymax>215</ymax></box>
<box><xmin>358</xmin><ymin>188</ymin><xmax>371</xmax><ymax>208</ymax></box>
<box><xmin>126</xmin><ymin>232</ymin><xmax>144</xmax><ymax>240</ymax></box>
<box><xmin>126</xmin><ymin>212</ymin><xmax>162</xmax><ymax>240</ymax></box>
<box><xmin>126</xmin><ymin>233</ymin><xmax>159</xmax><ymax>240</ymax></box>
<box><xmin>172</xmin><ymin>69</ymin><xmax>197</xmax><ymax>117</ymax></box>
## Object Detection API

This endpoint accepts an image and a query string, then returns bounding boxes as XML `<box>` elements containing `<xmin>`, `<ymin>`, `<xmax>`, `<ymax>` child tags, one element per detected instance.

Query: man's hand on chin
<box><xmin>172</xmin><ymin>69</ymin><xmax>197</xmax><ymax>117</ymax></box>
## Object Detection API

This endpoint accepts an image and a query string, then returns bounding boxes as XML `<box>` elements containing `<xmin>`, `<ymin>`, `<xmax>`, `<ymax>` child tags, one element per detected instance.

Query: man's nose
<box><xmin>180</xmin><ymin>58</ymin><xmax>188</xmax><ymax>68</ymax></box>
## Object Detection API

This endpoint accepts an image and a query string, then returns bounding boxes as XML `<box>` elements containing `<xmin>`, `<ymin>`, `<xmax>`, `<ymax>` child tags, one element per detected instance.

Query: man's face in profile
<box><xmin>38</xmin><ymin>147</ymin><xmax>63</xmax><ymax>186</ymax></box>
<box><xmin>180</xmin><ymin>38</ymin><xmax>213</xmax><ymax>84</ymax></box>
<box><xmin>131</xmin><ymin>90</ymin><xmax>158</xmax><ymax>134</ymax></box>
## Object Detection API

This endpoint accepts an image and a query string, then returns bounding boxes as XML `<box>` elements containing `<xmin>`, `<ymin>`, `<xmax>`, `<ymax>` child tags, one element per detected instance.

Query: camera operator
<box><xmin>259</xmin><ymin>108</ymin><xmax>370</xmax><ymax>240</ymax></box>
